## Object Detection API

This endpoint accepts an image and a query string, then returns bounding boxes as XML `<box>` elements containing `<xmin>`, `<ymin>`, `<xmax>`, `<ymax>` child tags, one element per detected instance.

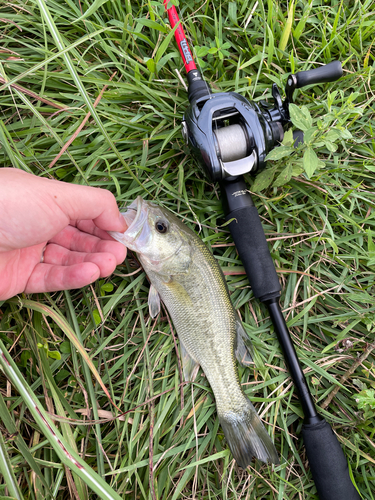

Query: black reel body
<box><xmin>182</xmin><ymin>61</ymin><xmax>343</xmax><ymax>183</ymax></box>
<box><xmin>182</xmin><ymin>91</ymin><xmax>284</xmax><ymax>182</ymax></box>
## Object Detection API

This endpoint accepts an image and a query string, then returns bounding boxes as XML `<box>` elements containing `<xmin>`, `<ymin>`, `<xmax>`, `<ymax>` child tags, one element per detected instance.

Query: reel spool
<box><xmin>213</xmin><ymin>122</ymin><xmax>258</xmax><ymax>178</ymax></box>
<box><xmin>213</xmin><ymin>123</ymin><xmax>248</xmax><ymax>162</ymax></box>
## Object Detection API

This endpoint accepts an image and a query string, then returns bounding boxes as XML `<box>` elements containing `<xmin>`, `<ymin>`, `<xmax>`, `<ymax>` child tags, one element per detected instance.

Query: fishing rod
<box><xmin>163</xmin><ymin>3</ymin><xmax>360</xmax><ymax>500</ymax></box>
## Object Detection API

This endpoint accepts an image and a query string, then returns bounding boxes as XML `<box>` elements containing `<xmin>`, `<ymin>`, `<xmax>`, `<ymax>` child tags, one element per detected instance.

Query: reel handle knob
<box><xmin>294</xmin><ymin>60</ymin><xmax>343</xmax><ymax>88</ymax></box>
<box><xmin>285</xmin><ymin>61</ymin><xmax>342</xmax><ymax>105</ymax></box>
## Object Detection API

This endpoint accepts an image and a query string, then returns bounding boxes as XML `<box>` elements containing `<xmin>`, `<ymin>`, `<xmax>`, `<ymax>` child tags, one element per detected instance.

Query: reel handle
<box><xmin>294</xmin><ymin>60</ymin><xmax>343</xmax><ymax>88</ymax></box>
<box><xmin>302</xmin><ymin>418</ymin><xmax>360</xmax><ymax>500</ymax></box>
<box><xmin>285</xmin><ymin>61</ymin><xmax>342</xmax><ymax>105</ymax></box>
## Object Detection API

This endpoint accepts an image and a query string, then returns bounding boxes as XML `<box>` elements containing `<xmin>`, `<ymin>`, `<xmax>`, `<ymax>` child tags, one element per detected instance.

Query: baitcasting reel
<box><xmin>181</xmin><ymin>61</ymin><xmax>343</xmax><ymax>182</ymax></box>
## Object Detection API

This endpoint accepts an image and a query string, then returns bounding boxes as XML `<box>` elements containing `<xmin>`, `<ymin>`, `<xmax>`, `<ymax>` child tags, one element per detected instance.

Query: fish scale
<box><xmin>146</xmin><ymin>239</ymin><xmax>243</xmax><ymax>411</ymax></box>
<box><xmin>110</xmin><ymin>197</ymin><xmax>279</xmax><ymax>467</ymax></box>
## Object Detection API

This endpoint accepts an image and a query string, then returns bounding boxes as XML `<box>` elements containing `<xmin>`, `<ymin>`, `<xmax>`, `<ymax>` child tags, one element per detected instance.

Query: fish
<box><xmin>110</xmin><ymin>197</ymin><xmax>279</xmax><ymax>467</ymax></box>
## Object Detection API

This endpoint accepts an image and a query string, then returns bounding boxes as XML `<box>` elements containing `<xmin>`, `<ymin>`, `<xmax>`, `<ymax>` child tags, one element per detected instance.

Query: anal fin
<box><xmin>180</xmin><ymin>342</ymin><xmax>200</xmax><ymax>382</ymax></box>
<box><xmin>235</xmin><ymin>317</ymin><xmax>254</xmax><ymax>367</ymax></box>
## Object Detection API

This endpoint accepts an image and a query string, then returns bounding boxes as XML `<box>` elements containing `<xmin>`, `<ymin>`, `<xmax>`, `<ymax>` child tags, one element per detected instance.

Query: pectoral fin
<box><xmin>235</xmin><ymin>318</ymin><xmax>254</xmax><ymax>366</ymax></box>
<box><xmin>148</xmin><ymin>284</ymin><xmax>161</xmax><ymax>318</ymax></box>
<box><xmin>180</xmin><ymin>342</ymin><xmax>200</xmax><ymax>382</ymax></box>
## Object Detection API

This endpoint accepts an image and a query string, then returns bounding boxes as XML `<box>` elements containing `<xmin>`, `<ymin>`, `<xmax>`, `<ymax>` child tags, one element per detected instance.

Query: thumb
<box><xmin>48</xmin><ymin>181</ymin><xmax>127</xmax><ymax>232</ymax></box>
<box><xmin>89</xmin><ymin>189</ymin><xmax>128</xmax><ymax>232</ymax></box>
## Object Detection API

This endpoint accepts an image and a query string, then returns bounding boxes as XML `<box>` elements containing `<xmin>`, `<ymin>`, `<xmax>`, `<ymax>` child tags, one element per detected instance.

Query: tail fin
<box><xmin>219</xmin><ymin>398</ymin><xmax>279</xmax><ymax>468</ymax></box>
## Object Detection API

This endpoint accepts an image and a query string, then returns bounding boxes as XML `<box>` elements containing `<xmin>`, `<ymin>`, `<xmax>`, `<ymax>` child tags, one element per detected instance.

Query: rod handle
<box><xmin>225</xmin><ymin>202</ymin><xmax>281</xmax><ymax>301</ymax></box>
<box><xmin>302</xmin><ymin>418</ymin><xmax>360</xmax><ymax>500</ymax></box>
<box><xmin>295</xmin><ymin>61</ymin><xmax>343</xmax><ymax>88</ymax></box>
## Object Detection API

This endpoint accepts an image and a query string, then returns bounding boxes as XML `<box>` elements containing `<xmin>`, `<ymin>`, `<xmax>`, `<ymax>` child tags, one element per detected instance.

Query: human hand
<box><xmin>0</xmin><ymin>169</ymin><xmax>128</xmax><ymax>300</ymax></box>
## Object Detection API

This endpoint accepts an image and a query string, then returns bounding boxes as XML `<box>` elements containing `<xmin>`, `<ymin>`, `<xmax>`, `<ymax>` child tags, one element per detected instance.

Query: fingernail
<box><xmin>118</xmin><ymin>212</ymin><xmax>128</xmax><ymax>231</ymax></box>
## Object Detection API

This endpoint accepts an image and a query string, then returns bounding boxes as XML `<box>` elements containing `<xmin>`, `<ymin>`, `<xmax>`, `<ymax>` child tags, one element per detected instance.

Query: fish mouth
<box><xmin>121</xmin><ymin>197</ymin><xmax>142</xmax><ymax>231</ymax></box>
<box><xmin>118</xmin><ymin>197</ymin><xmax>149</xmax><ymax>251</ymax></box>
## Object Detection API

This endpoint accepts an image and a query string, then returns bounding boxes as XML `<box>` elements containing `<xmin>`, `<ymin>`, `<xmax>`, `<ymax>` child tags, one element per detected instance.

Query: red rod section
<box><xmin>163</xmin><ymin>0</ymin><xmax>196</xmax><ymax>72</ymax></box>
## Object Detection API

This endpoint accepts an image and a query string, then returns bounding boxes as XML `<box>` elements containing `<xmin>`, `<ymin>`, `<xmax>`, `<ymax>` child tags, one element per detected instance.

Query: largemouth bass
<box><xmin>110</xmin><ymin>197</ymin><xmax>278</xmax><ymax>467</ymax></box>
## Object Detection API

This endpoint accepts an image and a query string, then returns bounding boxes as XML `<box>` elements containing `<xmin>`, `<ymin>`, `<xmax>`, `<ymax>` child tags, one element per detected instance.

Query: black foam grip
<box><xmin>295</xmin><ymin>61</ymin><xmax>343</xmax><ymax>88</ymax></box>
<box><xmin>302</xmin><ymin>419</ymin><xmax>360</xmax><ymax>500</ymax></box>
<box><xmin>226</xmin><ymin>206</ymin><xmax>281</xmax><ymax>301</ymax></box>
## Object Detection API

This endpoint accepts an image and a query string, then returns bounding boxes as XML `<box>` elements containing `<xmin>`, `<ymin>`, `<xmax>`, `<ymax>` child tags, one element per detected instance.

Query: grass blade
<box><xmin>0</xmin><ymin>430</ymin><xmax>24</xmax><ymax>500</ymax></box>
<box><xmin>0</xmin><ymin>340</ymin><xmax>122</xmax><ymax>500</ymax></box>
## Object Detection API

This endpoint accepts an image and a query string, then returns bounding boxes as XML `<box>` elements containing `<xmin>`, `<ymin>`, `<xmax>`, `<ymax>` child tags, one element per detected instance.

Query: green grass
<box><xmin>1</xmin><ymin>0</ymin><xmax>375</xmax><ymax>498</ymax></box>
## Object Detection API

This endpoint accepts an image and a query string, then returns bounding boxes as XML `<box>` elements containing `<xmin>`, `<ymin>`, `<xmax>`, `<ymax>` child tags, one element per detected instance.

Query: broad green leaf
<box><xmin>282</xmin><ymin>128</ymin><xmax>294</xmax><ymax>146</ymax></box>
<box><xmin>303</xmin><ymin>127</ymin><xmax>318</xmax><ymax>144</ymax></box>
<box><xmin>355</xmin><ymin>389</ymin><xmax>375</xmax><ymax>409</ymax></box>
<box><xmin>266</xmin><ymin>145</ymin><xmax>295</xmax><ymax>161</ymax></box>
<box><xmin>252</xmin><ymin>166</ymin><xmax>277</xmax><ymax>191</ymax></box>
<box><xmin>273</xmin><ymin>163</ymin><xmax>293</xmax><ymax>187</ymax></box>
<box><xmin>47</xmin><ymin>351</ymin><xmax>61</xmax><ymax>360</ymax></box>
<box><xmin>146</xmin><ymin>58</ymin><xmax>156</xmax><ymax>73</ymax></box>
<box><xmin>60</xmin><ymin>341</ymin><xmax>71</xmax><ymax>354</ymax></box>
<box><xmin>325</xmin><ymin>140</ymin><xmax>338</xmax><ymax>152</ymax></box>
<box><xmin>325</xmin><ymin>129</ymin><xmax>341</xmax><ymax>142</ymax></box>
<box><xmin>93</xmin><ymin>309</ymin><xmax>102</xmax><ymax>325</ymax></box>
<box><xmin>292</xmin><ymin>164</ymin><xmax>304</xmax><ymax>176</ymax></box>
<box><xmin>196</xmin><ymin>46</ymin><xmax>210</xmax><ymax>57</ymax></box>
<box><xmin>338</xmin><ymin>128</ymin><xmax>352</xmax><ymax>139</ymax></box>
<box><xmin>100</xmin><ymin>283</ymin><xmax>114</xmax><ymax>294</ymax></box>
<box><xmin>303</xmin><ymin>147</ymin><xmax>319</xmax><ymax>177</ymax></box>
<box><xmin>289</xmin><ymin>104</ymin><xmax>312</xmax><ymax>131</ymax></box>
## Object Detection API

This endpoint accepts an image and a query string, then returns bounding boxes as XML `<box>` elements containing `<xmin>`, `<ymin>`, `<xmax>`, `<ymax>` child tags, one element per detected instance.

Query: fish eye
<box><xmin>155</xmin><ymin>220</ymin><xmax>168</xmax><ymax>234</ymax></box>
